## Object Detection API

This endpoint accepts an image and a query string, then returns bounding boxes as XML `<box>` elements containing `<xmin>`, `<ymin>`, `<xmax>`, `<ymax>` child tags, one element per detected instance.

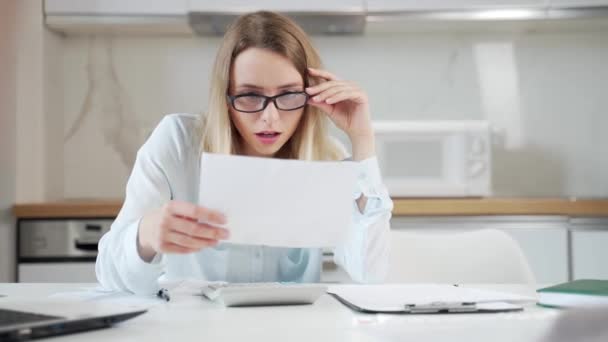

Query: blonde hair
<box><xmin>200</xmin><ymin>11</ymin><xmax>344</xmax><ymax>161</ymax></box>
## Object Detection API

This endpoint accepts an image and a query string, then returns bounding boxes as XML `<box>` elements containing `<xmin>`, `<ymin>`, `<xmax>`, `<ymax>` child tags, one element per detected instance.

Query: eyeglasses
<box><xmin>227</xmin><ymin>91</ymin><xmax>309</xmax><ymax>113</ymax></box>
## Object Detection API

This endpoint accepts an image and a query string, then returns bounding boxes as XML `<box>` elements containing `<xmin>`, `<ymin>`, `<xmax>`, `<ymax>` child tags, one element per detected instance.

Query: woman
<box><xmin>96</xmin><ymin>11</ymin><xmax>393</xmax><ymax>295</ymax></box>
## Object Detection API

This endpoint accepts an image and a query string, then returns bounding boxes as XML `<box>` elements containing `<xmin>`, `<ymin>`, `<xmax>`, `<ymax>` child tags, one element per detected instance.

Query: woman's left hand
<box><xmin>306</xmin><ymin>68</ymin><xmax>375</xmax><ymax>209</ymax></box>
<box><xmin>305</xmin><ymin>67</ymin><xmax>374</xmax><ymax>141</ymax></box>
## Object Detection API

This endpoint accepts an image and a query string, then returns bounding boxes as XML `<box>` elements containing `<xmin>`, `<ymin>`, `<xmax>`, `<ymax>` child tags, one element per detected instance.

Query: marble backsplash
<box><xmin>60</xmin><ymin>28</ymin><xmax>608</xmax><ymax>199</ymax></box>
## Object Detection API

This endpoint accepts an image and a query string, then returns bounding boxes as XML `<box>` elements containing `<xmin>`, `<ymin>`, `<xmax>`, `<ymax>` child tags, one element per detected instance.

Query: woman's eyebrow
<box><xmin>236</xmin><ymin>83</ymin><xmax>303</xmax><ymax>91</ymax></box>
<box><xmin>277</xmin><ymin>83</ymin><xmax>303</xmax><ymax>89</ymax></box>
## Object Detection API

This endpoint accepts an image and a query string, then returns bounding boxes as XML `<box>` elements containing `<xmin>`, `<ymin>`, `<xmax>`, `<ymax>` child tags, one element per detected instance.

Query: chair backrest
<box><xmin>386</xmin><ymin>229</ymin><xmax>536</xmax><ymax>284</ymax></box>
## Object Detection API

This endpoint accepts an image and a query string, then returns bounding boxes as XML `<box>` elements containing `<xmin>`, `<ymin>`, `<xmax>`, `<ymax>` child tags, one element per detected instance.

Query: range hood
<box><xmin>189</xmin><ymin>12</ymin><xmax>366</xmax><ymax>35</ymax></box>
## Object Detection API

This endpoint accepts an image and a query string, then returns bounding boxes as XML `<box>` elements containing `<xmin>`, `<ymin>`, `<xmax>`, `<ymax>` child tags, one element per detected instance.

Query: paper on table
<box><xmin>48</xmin><ymin>286</ymin><xmax>163</xmax><ymax>308</ymax></box>
<box><xmin>327</xmin><ymin>284</ymin><xmax>536</xmax><ymax>312</ymax></box>
<box><xmin>199</xmin><ymin>153</ymin><xmax>357</xmax><ymax>248</ymax></box>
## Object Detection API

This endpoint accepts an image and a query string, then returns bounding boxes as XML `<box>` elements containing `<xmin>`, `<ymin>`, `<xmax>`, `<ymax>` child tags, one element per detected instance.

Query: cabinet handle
<box><xmin>74</xmin><ymin>240</ymin><xmax>98</xmax><ymax>251</ymax></box>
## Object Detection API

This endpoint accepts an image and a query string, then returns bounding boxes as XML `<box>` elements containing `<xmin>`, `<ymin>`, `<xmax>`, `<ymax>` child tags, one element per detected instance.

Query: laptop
<box><xmin>0</xmin><ymin>298</ymin><xmax>146</xmax><ymax>341</ymax></box>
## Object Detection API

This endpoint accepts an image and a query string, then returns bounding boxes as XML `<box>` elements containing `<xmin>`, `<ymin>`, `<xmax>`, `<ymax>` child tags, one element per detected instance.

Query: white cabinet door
<box><xmin>45</xmin><ymin>0</ymin><xmax>188</xmax><ymax>15</ymax></box>
<box><xmin>391</xmin><ymin>216</ymin><xmax>569</xmax><ymax>284</ymax></box>
<box><xmin>19</xmin><ymin>263</ymin><xmax>97</xmax><ymax>283</ymax></box>
<box><xmin>571</xmin><ymin>218</ymin><xmax>608</xmax><ymax>280</ymax></box>
<box><xmin>367</xmin><ymin>0</ymin><xmax>546</xmax><ymax>11</ymax></box>
<box><xmin>502</xmin><ymin>228</ymin><xmax>568</xmax><ymax>284</ymax></box>
<box><xmin>551</xmin><ymin>0</ymin><xmax>608</xmax><ymax>7</ymax></box>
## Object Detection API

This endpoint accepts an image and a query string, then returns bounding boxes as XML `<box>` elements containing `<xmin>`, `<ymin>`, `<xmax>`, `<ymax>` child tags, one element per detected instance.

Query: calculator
<box><xmin>200</xmin><ymin>282</ymin><xmax>327</xmax><ymax>307</ymax></box>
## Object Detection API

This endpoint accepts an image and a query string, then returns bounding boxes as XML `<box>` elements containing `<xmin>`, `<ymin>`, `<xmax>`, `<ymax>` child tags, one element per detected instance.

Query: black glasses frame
<box><xmin>226</xmin><ymin>91</ymin><xmax>310</xmax><ymax>113</ymax></box>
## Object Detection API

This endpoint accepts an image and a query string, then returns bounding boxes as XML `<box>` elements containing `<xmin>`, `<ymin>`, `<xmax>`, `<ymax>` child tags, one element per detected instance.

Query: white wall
<box><xmin>58</xmin><ymin>27</ymin><xmax>608</xmax><ymax>199</ymax></box>
<box><xmin>14</xmin><ymin>0</ymin><xmax>64</xmax><ymax>203</ymax></box>
<box><xmin>43</xmin><ymin>20</ymin><xmax>65</xmax><ymax>201</ymax></box>
<box><xmin>15</xmin><ymin>0</ymin><xmax>45</xmax><ymax>202</ymax></box>
<box><xmin>1</xmin><ymin>0</ymin><xmax>65</xmax><ymax>281</ymax></box>
<box><xmin>5</xmin><ymin>3</ymin><xmax>608</xmax><ymax>202</ymax></box>
<box><xmin>0</xmin><ymin>0</ymin><xmax>18</xmax><ymax>282</ymax></box>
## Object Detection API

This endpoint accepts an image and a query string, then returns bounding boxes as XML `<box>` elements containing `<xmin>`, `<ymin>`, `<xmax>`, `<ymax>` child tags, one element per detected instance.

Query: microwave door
<box><xmin>377</xmin><ymin>135</ymin><xmax>468</xmax><ymax>197</ymax></box>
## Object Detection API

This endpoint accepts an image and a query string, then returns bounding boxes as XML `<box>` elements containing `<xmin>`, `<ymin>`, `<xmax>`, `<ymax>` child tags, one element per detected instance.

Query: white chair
<box><xmin>386</xmin><ymin>229</ymin><xmax>536</xmax><ymax>284</ymax></box>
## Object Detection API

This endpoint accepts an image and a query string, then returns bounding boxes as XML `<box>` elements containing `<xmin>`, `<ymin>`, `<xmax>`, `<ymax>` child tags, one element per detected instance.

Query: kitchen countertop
<box><xmin>12</xmin><ymin>198</ymin><xmax>608</xmax><ymax>219</ymax></box>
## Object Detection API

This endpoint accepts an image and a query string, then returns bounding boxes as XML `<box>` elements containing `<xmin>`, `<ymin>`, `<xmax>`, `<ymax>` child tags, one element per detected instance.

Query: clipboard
<box><xmin>327</xmin><ymin>284</ymin><xmax>534</xmax><ymax>314</ymax></box>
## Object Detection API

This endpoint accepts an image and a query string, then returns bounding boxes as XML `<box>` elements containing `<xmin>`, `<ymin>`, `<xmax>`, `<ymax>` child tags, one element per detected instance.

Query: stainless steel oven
<box><xmin>17</xmin><ymin>219</ymin><xmax>112</xmax><ymax>283</ymax></box>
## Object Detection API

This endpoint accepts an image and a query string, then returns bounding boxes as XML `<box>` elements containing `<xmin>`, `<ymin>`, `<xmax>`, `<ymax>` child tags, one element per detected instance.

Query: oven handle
<box><xmin>74</xmin><ymin>240</ymin><xmax>99</xmax><ymax>252</ymax></box>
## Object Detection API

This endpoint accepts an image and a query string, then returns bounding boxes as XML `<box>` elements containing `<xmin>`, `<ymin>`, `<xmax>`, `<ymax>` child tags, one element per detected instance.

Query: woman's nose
<box><xmin>260</xmin><ymin>100</ymin><xmax>280</xmax><ymax>123</ymax></box>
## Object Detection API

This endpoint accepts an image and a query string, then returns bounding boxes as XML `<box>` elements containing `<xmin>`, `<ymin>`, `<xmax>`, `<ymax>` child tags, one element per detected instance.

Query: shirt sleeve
<box><xmin>333</xmin><ymin>156</ymin><xmax>393</xmax><ymax>283</ymax></box>
<box><xmin>95</xmin><ymin>116</ymin><xmax>181</xmax><ymax>295</ymax></box>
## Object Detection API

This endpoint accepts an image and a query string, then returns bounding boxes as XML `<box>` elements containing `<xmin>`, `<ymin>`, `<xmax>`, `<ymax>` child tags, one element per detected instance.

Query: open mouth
<box><xmin>255</xmin><ymin>132</ymin><xmax>281</xmax><ymax>138</ymax></box>
<box><xmin>255</xmin><ymin>131</ymin><xmax>281</xmax><ymax>144</ymax></box>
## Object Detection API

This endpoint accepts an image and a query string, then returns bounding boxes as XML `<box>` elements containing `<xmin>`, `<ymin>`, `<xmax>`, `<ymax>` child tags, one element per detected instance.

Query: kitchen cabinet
<box><xmin>13</xmin><ymin>199</ymin><xmax>608</xmax><ymax>284</ymax></box>
<box><xmin>366</xmin><ymin>0</ymin><xmax>546</xmax><ymax>11</ymax></box>
<box><xmin>46</xmin><ymin>0</ymin><xmax>366</xmax><ymax>15</ymax></box>
<box><xmin>45</xmin><ymin>0</ymin><xmax>188</xmax><ymax>15</ymax></box>
<box><xmin>390</xmin><ymin>216</ymin><xmax>570</xmax><ymax>284</ymax></box>
<box><xmin>571</xmin><ymin>218</ymin><xmax>608</xmax><ymax>280</ymax></box>
<box><xmin>550</xmin><ymin>0</ymin><xmax>608</xmax><ymax>7</ymax></box>
<box><xmin>503</xmin><ymin>227</ymin><xmax>569</xmax><ymax>284</ymax></box>
<box><xmin>45</xmin><ymin>0</ymin><xmax>366</xmax><ymax>36</ymax></box>
<box><xmin>19</xmin><ymin>263</ymin><xmax>97</xmax><ymax>283</ymax></box>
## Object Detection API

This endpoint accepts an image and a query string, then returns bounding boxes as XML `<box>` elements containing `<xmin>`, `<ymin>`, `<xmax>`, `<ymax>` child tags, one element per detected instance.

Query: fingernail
<box><xmin>219</xmin><ymin>229</ymin><xmax>230</xmax><ymax>239</ymax></box>
<box><xmin>313</xmin><ymin>96</ymin><xmax>320</xmax><ymax>101</ymax></box>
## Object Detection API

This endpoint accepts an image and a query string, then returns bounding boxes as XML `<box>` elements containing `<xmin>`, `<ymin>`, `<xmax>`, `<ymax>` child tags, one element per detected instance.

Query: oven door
<box><xmin>17</xmin><ymin>219</ymin><xmax>112</xmax><ymax>283</ymax></box>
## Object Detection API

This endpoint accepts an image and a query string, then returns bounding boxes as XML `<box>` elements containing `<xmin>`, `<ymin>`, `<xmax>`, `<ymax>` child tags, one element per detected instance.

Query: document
<box><xmin>199</xmin><ymin>153</ymin><xmax>357</xmax><ymax>247</ymax></box>
<box><xmin>48</xmin><ymin>286</ymin><xmax>163</xmax><ymax>308</ymax></box>
<box><xmin>328</xmin><ymin>284</ymin><xmax>536</xmax><ymax>313</ymax></box>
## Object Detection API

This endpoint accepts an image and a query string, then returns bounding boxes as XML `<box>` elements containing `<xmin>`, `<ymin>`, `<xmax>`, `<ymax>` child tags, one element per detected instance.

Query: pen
<box><xmin>157</xmin><ymin>288</ymin><xmax>171</xmax><ymax>302</ymax></box>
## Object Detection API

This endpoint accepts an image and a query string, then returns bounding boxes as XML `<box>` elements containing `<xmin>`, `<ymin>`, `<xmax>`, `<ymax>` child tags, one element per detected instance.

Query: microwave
<box><xmin>373</xmin><ymin>120</ymin><xmax>491</xmax><ymax>197</ymax></box>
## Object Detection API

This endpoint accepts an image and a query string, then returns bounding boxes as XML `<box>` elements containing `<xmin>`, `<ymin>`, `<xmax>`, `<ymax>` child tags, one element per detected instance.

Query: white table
<box><xmin>0</xmin><ymin>283</ymin><xmax>563</xmax><ymax>342</ymax></box>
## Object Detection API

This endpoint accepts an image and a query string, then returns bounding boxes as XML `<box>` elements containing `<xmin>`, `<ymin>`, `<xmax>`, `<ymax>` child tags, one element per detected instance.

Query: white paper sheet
<box><xmin>199</xmin><ymin>153</ymin><xmax>357</xmax><ymax>247</ymax></box>
<box><xmin>47</xmin><ymin>286</ymin><xmax>163</xmax><ymax>309</ymax></box>
<box><xmin>327</xmin><ymin>284</ymin><xmax>536</xmax><ymax>312</ymax></box>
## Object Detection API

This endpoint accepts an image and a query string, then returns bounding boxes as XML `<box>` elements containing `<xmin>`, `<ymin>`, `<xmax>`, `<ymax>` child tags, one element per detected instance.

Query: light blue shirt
<box><xmin>96</xmin><ymin>114</ymin><xmax>393</xmax><ymax>295</ymax></box>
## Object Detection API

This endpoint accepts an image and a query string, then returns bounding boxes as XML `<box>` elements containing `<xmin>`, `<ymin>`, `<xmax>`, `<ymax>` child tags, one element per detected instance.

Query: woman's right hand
<box><xmin>137</xmin><ymin>200</ymin><xmax>230</xmax><ymax>262</ymax></box>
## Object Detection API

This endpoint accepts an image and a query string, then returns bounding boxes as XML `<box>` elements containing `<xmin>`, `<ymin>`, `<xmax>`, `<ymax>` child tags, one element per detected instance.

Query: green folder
<box><xmin>537</xmin><ymin>279</ymin><xmax>608</xmax><ymax>308</ymax></box>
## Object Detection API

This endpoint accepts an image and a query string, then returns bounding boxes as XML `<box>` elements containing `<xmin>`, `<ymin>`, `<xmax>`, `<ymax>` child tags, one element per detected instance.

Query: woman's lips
<box><xmin>255</xmin><ymin>132</ymin><xmax>281</xmax><ymax>145</ymax></box>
